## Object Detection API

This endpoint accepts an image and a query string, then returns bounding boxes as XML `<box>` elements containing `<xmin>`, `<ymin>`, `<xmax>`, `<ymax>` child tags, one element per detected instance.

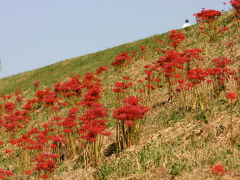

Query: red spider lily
<box><xmin>0</xmin><ymin>141</ymin><xmax>3</xmax><ymax>146</ymax></box>
<box><xmin>230</xmin><ymin>0</ymin><xmax>240</xmax><ymax>15</ymax></box>
<box><xmin>227</xmin><ymin>41</ymin><xmax>235</xmax><ymax>49</ymax></box>
<box><xmin>213</xmin><ymin>57</ymin><xmax>232</xmax><ymax>68</ymax></box>
<box><xmin>111</xmin><ymin>52</ymin><xmax>132</xmax><ymax>67</ymax></box>
<box><xmin>114</xmin><ymin>96</ymin><xmax>150</xmax><ymax>127</ymax></box>
<box><xmin>59</xmin><ymin>108</ymin><xmax>79</xmax><ymax>129</ymax></box>
<box><xmin>81</xmin><ymin>85</ymin><xmax>102</xmax><ymax>107</ymax></box>
<box><xmin>0</xmin><ymin>169</ymin><xmax>14</xmax><ymax>179</ymax></box>
<box><xmin>95</xmin><ymin>65</ymin><xmax>108</xmax><ymax>75</ymax></box>
<box><xmin>139</xmin><ymin>45</ymin><xmax>146</xmax><ymax>52</ymax></box>
<box><xmin>5</xmin><ymin>149</ymin><xmax>11</xmax><ymax>154</ymax></box>
<box><xmin>36</xmin><ymin>88</ymin><xmax>57</xmax><ymax>106</ymax></box>
<box><xmin>22</xmin><ymin>98</ymin><xmax>38</xmax><ymax>111</ymax></box>
<box><xmin>157</xmin><ymin>49</ymin><xmax>185</xmax><ymax>77</ymax></box>
<box><xmin>157</xmin><ymin>39</ymin><xmax>163</xmax><ymax>43</ymax></box>
<box><xmin>113</xmin><ymin>82</ymin><xmax>132</xmax><ymax>93</ymax></box>
<box><xmin>194</xmin><ymin>9</ymin><xmax>222</xmax><ymax>23</ymax></box>
<box><xmin>54</xmin><ymin>75</ymin><xmax>82</xmax><ymax>98</ymax></box>
<box><xmin>79</xmin><ymin>106</ymin><xmax>110</xmax><ymax>142</ymax></box>
<box><xmin>4</xmin><ymin>102</ymin><xmax>16</xmax><ymax>113</ymax></box>
<box><xmin>181</xmin><ymin>49</ymin><xmax>203</xmax><ymax>62</ymax></box>
<box><xmin>42</xmin><ymin>174</ymin><xmax>48</xmax><ymax>179</ymax></box>
<box><xmin>34</xmin><ymin>80</ymin><xmax>40</xmax><ymax>88</ymax></box>
<box><xmin>226</xmin><ymin>92</ymin><xmax>237</xmax><ymax>101</ymax></box>
<box><xmin>130</xmin><ymin>51</ymin><xmax>136</xmax><ymax>57</ymax></box>
<box><xmin>168</xmin><ymin>30</ymin><xmax>185</xmax><ymax>48</ymax></box>
<box><xmin>218</xmin><ymin>26</ymin><xmax>228</xmax><ymax>34</ymax></box>
<box><xmin>2</xmin><ymin>110</ymin><xmax>29</xmax><ymax>133</ymax></box>
<box><xmin>25</xmin><ymin>170</ymin><xmax>31</xmax><ymax>175</ymax></box>
<box><xmin>187</xmin><ymin>68</ymin><xmax>208</xmax><ymax>85</ymax></box>
<box><xmin>211</xmin><ymin>164</ymin><xmax>226</xmax><ymax>176</ymax></box>
<box><xmin>35</xmin><ymin>153</ymin><xmax>58</xmax><ymax>174</ymax></box>
<box><xmin>123</xmin><ymin>76</ymin><xmax>130</xmax><ymax>80</ymax></box>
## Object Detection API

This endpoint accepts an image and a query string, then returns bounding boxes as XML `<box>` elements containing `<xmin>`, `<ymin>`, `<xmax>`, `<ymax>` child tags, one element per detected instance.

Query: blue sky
<box><xmin>0</xmin><ymin>0</ymin><xmax>228</xmax><ymax>78</ymax></box>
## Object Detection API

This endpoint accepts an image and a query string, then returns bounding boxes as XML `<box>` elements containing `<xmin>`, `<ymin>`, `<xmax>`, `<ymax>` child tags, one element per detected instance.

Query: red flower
<box><xmin>194</xmin><ymin>9</ymin><xmax>222</xmax><ymax>23</ymax></box>
<box><xmin>211</xmin><ymin>164</ymin><xmax>226</xmax><ymax>176</ymax></box>
<box><xmin>226</xmin><ymin>92</ymin><xmax>237</xmax><ymax>101</ymax></box>
<box><xmin>5</xmin><ymin>149</ymin><xmax>11</xmax><ymax>154</ymax></box>
<box><xmin>168</xmin><ymin>30</ymin><xmax>185</xmax><ymax>48</ymax></box>
<box><xmin>111</xmin><ymin>52</ymin><xmax>132</xmax><ymax>67</ymax></box>
<box><xmin>42</xmin><ymin>174</ymin><xmax>48</xmax><ymax>179</ymax></box>
<box><xmin>230</xmin><ymin>0</ymin><xmax>240</xmax><ymax>13</ymax></box>
<box><xmin>25</xmin><ymin>170</ymin><xmax>31</xmax><ymax>175</ymax></box>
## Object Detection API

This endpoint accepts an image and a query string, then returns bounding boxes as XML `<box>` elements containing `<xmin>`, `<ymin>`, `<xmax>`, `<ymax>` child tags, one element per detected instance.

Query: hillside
<box><xmin>0</xmin><ymin>8</ymin><xmax>240</xmax><ymax>180</ymax></box>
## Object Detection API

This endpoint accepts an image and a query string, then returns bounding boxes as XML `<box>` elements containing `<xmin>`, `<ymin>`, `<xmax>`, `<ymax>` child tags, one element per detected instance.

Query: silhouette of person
<box><xmin>182</xmin><ymin>19</ymin><xmax>191</xmax><ymax>28</ymax></box>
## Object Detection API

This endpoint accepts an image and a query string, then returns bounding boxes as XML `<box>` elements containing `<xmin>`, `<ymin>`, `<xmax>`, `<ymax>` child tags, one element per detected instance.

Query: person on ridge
<box><xmin>182</xmin><ymin>19</ymin><xmax>191</xmax><ymax>28</ymax></box>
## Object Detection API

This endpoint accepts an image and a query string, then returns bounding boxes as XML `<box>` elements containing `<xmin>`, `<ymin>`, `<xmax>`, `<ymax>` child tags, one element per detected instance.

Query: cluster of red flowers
<box><xmin>113</xmin><ymin>81</ymin><xmax>133</xmax><ymax>93</ymax></box>
<box><xmin>35</xmin><ymin>153</ymin><xmax>58</xmax><ymax>175</ymax></box>
<box><xmin>194</xmin><ymin>8</ymin><xmax>222</xmax><ymax>22</ymax></box>
<box><xmin>111</xmin><ymin>52</ymin><xmax>132</xmax><ymax>67</ymax></box>
<box><xmin>168</xmin><ymin>30</ymin><xmax>185</xmax><ymax>48</ymax></box>
<box><xmin>54</xmin><ymin>75</ymin><xmax>82</xmax><ymax>98</ymax></box>
<box><xmin>95</xmin><ymin>65</ymin><xmax>108</xmax><ymax>75</ymax></box>
<box><xmin>157</xmin><ymin>49</ymin><xmax>185</xmax><ymax>77</ymax></box>
<box><xmin>230</xmin><ymin>0</ymin><xmax>240</xmax><ymax>14</ymax></box>
<box><xmin>114</xmin><ymin>96</ymin><xmax>150</xmax><ymax>127</ymax></box>
<box><xmin>79</xmin><ymin>106</ymin><xmax>110</xmax><ymax>142</ymax></box>
<box><xmin>211</xmin><ymin>164</ymin><xmax>227</xmax><ymax>176</ymax></box>
<box><xmin>36</xmin><ymin>88</ymin><xmax>57</xmax><ymax>107</ymax></box>
<box><xmin>0</xmin><ymin>169</ymin><xmax>14</xmax><ymax>179</ymax></box>
<box><xmin>213</xmin><ymin>57</ymin><xmax>232</xmax><ymax>68</ymax></box>
<box><xmin>226</xmin><ymin>92</ymin><xmax>237</xmax><ymax>101</ymax></box>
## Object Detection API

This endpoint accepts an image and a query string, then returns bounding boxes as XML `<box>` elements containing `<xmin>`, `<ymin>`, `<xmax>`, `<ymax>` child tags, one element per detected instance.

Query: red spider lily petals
<box><xmin>211</xmin><ymin>164</ymin><xmax>227</xmax><ymax>176</ymax></box>
<box><xmin>139</xmin><ymin>89</ymin><xmax>145</xmax><ymax>93</ymax></box>
<box><xmin>25</xmin><ymin>170</ymin><xmax>31</xmax><ymax>175</ymax></box>
<box><xmin>111</xmin><ymin>52</ymin><xmax>132</xmax><ymax>67</ymax></box>
<box><xmin>219</xmin><ymin>27</ymin><xmax>228</xmax><ymax>33</ymax></box>
<box><xmin>5</xmin><ymin>149</ymin><xmax>11</xmax><ymax>154</ymax></box>
<box><xmin>0</xmin><ymin>141</ymin><xmax>3</xmax><ymax>146</ymax></box>
<box><xmin>226</xmin><ymin>92</ymin><xmax>237</xmax><ymax>101</ymax></box>
<box><xmin>114</xmin><ymin>96</ymin><xmax>150</xmax><ymax>127</ymax></box>
<box><xmin>130</xmin><ymin>51</ymin><xmax>136</xmax><ymax>57</ymax></box>
<box><xmin>0</xmin><ymin>169</ymin><xmax>14</xmax><ymax>179</ymax></box>
<box><xmin>206</xmin><ymin>79</ymin><xmax>213</xmax><ymax>84</ymax></box>
<box><xmin>178</xmin><ymin>79</ymin><xmax>184</xmax><ymax>84</ymax></box>
<box><xmin>4</xmin><ymin>102</ymin><xmax>16</xmax><ymax>113</ymax></box>
<box><xmin>213</xmin><ymin>57</ymin><xmax>232</xmax><ymax>68</ymax></box>
<box><xmin>154</xmin><ymin>78</ymin><xmax>161</xmax><ymax>82</ymax></box>
<box><xmin>194</xmin><ymin>9</ymin><xmax>222</xmax><ymax>23</ymax></box>
<box><xmin>42</xmin><ymin>174</ymin><xmax>48</xmax><ymax>179</ymax></box>
<box><xmin>157</xmin><ymin>38</ymin><xmax>163</xmax><ymax>43</ymax></box>
<box><xmin>35</xmin><ymin>153</ymin><xmax>58</xmax><ymax>174</ymax></box>
<box><xmin>140</xmin><ymin>45</ymin><xmax>146</xmax><ymax>52</ymax></box>
<box><xmin>51</xmin><ymin>144</ymin><xmax>58</xmax><ymax>149</ymax></box>
<box><xmin>95</xmin><ymin>65</ymin><xmax>108</xmax><ymax>75</ymax></box>
<box><xmin>168</xmin><ymin>30</ymin><xmax>185</xmax><ymax>48</ymax></box>
<box><xmin>230</xmin><ymin>0</ymin><xmax>240</xmax><ymax>13</ymax></box>
<box><xmin>187</xmin><ymin>68</ymin><xmax>208</xmax><ymax>85</ymax></box>
<box><xmin>34</xmin><ymin>80</ymin><xmax>40</xmax><ymax>88</ymax></box>
<box><xmin>123</xmin><ymin>76</ymin><xmax>130</xmax><ymax>80</ymax></box>
<box><xmin>54</xmin><ymin>75</ymin><xmax>82</xmax><ymax>98</ymax></box>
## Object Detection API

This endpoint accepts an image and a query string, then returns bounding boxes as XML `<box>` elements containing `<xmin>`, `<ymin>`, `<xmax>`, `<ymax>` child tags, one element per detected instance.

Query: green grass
<box><xmin>0</xmin><ymin>32</ymin><xmax>172</xmax><ymax>93</ymax></box>
<box><xmin>0</xmin><ymin>10</ymin><xmax>240</xmax><ymax>180</ymax></box>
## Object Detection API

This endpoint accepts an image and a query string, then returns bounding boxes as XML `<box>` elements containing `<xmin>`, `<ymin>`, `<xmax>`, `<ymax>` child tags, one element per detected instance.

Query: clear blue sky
<box><xmin>0</xmin><ymin>0</ymin><xmax>228</xmax><ymax>78</ymax></box>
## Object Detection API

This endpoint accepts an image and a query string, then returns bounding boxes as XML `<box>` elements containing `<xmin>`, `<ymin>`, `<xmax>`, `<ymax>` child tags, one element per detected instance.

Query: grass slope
<box><xmin>0</xmin><ymin>32</ymin><xmax>171</xmax><ymax>93</ymax></box>
<box><xmin>0</xmin><ymin>10</ymin><xmax>240</xmax><ymax>180</ymax></box>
